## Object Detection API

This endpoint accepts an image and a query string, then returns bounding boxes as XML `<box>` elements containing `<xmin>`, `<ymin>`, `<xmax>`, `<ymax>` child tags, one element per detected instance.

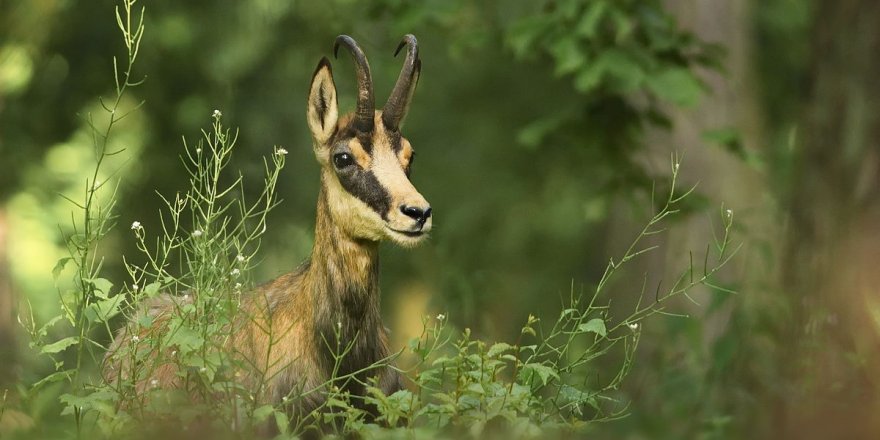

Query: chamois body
<box><xmin>104</xmin><ymin>35</ymin><xmax>429</xmax><ymax>417</ymax></box>
<box><xmin>232</xmin><ymin>171</ymin><xmax>403</xmax><ymax>413</ymax></box>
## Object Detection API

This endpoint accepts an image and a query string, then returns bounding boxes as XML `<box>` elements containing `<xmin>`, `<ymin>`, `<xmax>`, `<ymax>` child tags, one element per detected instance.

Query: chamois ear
<box><xmin>307</xmin><ymin>57</ymin><xmax>338</xmax><ymax>146</ymax></box>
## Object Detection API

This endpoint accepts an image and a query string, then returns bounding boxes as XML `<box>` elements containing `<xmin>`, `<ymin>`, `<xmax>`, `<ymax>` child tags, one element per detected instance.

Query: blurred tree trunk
<box><xmin>0</xmin><ymin>208</ymin><xmax>15</xmax><ymax>385</ymax></box>
<box><xmin>781</xmin><ymin>0</ymin><xmax>880</xmax><ymax>436</ymax></box>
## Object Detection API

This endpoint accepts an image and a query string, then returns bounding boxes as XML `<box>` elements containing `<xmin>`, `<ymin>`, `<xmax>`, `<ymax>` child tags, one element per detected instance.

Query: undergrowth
<box><xmin>8</xmin><ymin>1</ymin><xmax>738</xmax><ymax>438</ymax></box>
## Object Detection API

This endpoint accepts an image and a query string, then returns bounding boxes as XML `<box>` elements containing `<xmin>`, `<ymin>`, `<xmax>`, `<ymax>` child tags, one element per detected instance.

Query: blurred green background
<box><xmin>2</xmin><ymin>0</ymin><xmax>880</xmax><ymax>438</ymax></box>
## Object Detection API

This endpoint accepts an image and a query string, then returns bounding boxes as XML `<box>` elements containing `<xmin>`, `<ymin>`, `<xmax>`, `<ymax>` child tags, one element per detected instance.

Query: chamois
<box><xmin>104</xmin><ymin>34</ymin><xmax>431</xmax><ymax>418</ymax></box>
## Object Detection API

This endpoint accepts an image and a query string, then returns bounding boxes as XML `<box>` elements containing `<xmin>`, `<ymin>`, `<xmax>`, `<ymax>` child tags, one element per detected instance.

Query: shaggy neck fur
<box><xmin>306</xmin><ymin>180</ymin><xmax>386</xmax><ymax>384</ymax></box>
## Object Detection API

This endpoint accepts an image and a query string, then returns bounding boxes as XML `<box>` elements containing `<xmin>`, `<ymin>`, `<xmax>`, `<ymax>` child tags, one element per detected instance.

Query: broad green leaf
<box><xmin>647</xmin><ymin>67</ymin><xmax>703</xmax><ymax>107</ymax></box>
<box><xmin>252</xmin><ymin>405</ymin><xmax>275</xmax><ymax>422</ymax></box>
<box><xmin>143</xmin><ymin>282</ymin><xmax>161</xmax><ymax>297</ymax></box>
<box><xmin>578</xmin><ymin>318</ymin><xmax>607</xmax><ymax>337</ymax></box>
<box><xmin>520</xmin><ymin>363</ymin><xmax>559</xmax><ymax>386</ymax></box>
<box><xmin>32</xmin><ymin>370</ymin><xmax>72</xmax><ymax>389</ymax></box>
<box><xmin>487</xmin><ymin>342</ymin><xmax>513</xmax><ymax>358</ymax></box>
<box><xmin>137</xmin><ymin>314</ymin><xmax>153</xmax><ymax>329</ymax></box>
<box><xmin>577</xmin><ymin>1</ymin><xmax>608</xmax><ymax>38</ymax></box>
<box><xmin>40</xmin><ymin>336</ymin><xmax>79</xmax><ymax>354</ymax></box>
<box><xmin>559</xmin><ymin>384</ymin><xmax>599</xmax><ymax>410</ymax></box>
<box><xmin>550</xmin><ymin>38</ymin><xmax>585</xmax><ymax>76</ymax></box>
<box><xmin>466</xmin><ymin>383</ymin><xmax>485</xmax><ymax>395</ymax></box>
<box><xmin>84</xmin><ymin>295</ymin><xmax>124</xmax><ymax>322</ymax></box>
<box><xmin>507</xmin><ymin>16</ymin><xmax>551</xmax><ymax>59</ymax></box>
<box><xmin>166</xmin><ymin>325</ymin><xmax>204</xmax><ymax>355</ymax></box>
<box><xmin>274</xmin><ymin>410</ymin><xmax>289</xmax><ymax>433</ymax></box>
<box><xmin>574</xmin><ymin>62</ymin><xmax>605</xmax><ymax>93</ymax></box>
<box><xmin>85</xmin><ymin>278</ymin><xmax>114</xmax><ymax>299</ymax></box>
<box><xmin>60</xmin><ymin>390</ymin><xmax>117</xmax><ymax>415</ymax></box>
<box><xmin>600</xmin><ymin>49</ymin><xmax>645</xmax><ymax>92</ymax></box>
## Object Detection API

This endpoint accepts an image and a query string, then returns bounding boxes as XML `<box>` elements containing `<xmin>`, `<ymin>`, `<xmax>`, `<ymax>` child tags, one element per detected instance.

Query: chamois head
<box><xmin>307</xmin><ymin>35</ymin><xmax>431</xmax><ymax>247</ymax></box>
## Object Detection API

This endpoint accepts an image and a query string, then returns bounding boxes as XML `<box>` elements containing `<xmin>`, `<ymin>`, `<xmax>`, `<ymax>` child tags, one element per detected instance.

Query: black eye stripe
<box><xmin>335</xmin><ymin>168</ymin><xmax>391</xmax><ymax>220</ymax></box>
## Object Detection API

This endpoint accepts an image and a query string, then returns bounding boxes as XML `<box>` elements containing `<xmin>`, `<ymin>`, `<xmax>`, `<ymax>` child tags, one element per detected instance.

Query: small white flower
<box><xmin>235</xmin><ymin>282</ymin><xmax>242</xmax><ymax>289</ymax></box>
<box><xmin>131</xmin><ymin>221</ymin><xmax>142</xmax><ymax>230</ymax></box>
<box><xmin>212</xmin><ymin>109</ymin><xmax>222</xmax><ymax>118</ymax></box>
<box><xmin>195</xmin><ymin>147</ymin><xmax>202</xmax><ymax>154</ymax></box>
<box><xmin>132</xmin><ymin>284</ymin><xmax>139</xmax><ymax>291</ymax></box>
<box><xmin>131</xmin><ymin>335</ymin><xmax>140</xmax><ymax>343</ymax></box>
<box><xmin>436</xmin><ymin>314</ymin><xmax>446</xmax><ymax>321</ymax></box>
<box><xmin>282</xmin><ymin>396</ymin><xmax>289</xmax><ymax>402</ymax></box>
<box><xmin>183</xmin><ymin>294</ymin><xmax>190</xmax><ymax>301</ymax></box>
<box><xmin>674</xmin><ymin>163</ymin><xmax>680</xmax><ymax>172</ymax></box>
<box><xmin>236</xmin><ymin>254</ymin><xmax>246</xmax><ymax>263</ymax></box>
<box><xmin>200</xmin><ymin>367</ymin><xmax>207</xmax><ymax>373</ymax></box>
<box><xmin>336</xmin><ymin>321</ymin><xmax>342</xmax><ymax>330</ymax></box>
<box><xmin>628</xmin><ymin>322</ymin><xmax>639</xmax><ymax>331</ymax></box>
<box><xmin>150</xmin><ymin>379</ymin><xmax>159</xmax><ymax>388</ymax></box>
<box><xmin>192</xmin><ymin>229</ymin><xmax>203</xmax><ymax>237</ymax></box>
<box><xmin>230</xmin><ymin>268</ymin><xmax>241</xmax><ymax>277</ymax></box>
<box><xmin>275</xmin><ymin>147</ymin><xmax>289</xmax><ymax>156</ymax></box>
<box><xmin>726</xmin><ymin>209</ymin><xmax>733</xmax><ymax>217</ymax></box>
<box><xmin>171</xmin><ymin>350</ymin><xmax>177</xmax><ymax>356</ymax></box>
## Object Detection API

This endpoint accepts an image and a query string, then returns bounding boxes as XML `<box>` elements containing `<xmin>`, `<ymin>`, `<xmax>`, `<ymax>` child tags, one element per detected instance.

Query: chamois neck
<box><xmin>308</xmin><ymin>182</ymin><xmax>381</xmax><ymax>334</ymax></box>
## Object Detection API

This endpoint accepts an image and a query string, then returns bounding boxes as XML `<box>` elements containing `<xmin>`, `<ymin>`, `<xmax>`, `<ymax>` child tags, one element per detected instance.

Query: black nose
<box><xmin>400</xmin><ymin>205</ymin><xmax>432</xmax><ymax>225</ymax></box>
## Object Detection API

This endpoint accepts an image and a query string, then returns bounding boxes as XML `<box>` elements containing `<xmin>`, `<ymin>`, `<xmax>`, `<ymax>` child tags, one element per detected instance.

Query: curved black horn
<box><xmin>333</xmin><ymin>35</ymin><xmax>375</xmax><ymax>132</ymax></box>
<box><xmin>382</xmin><ymin>34</ymin><xmax>420</xmax><ymax>131</ymax></box>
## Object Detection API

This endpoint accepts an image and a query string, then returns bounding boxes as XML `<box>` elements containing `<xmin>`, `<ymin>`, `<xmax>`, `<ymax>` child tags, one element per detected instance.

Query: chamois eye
<box><xmin>333</xmin><ymin>153</ymin><xmax>354</xmax><ymax>169</ymax></box>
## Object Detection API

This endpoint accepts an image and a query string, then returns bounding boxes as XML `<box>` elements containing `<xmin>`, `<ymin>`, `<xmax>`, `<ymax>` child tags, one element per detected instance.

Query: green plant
<box><xmin>300</xmin><ymin>155</ymin><xmax>737</xmax><ymax>439</ymax></box>
<box><xmin>17</xmin><ymin>0</ymin><xmax>146</xmax><ymax>435</ymax></box>
<box><xmin>14</xmin><ymin>2</ymin><xmax>738</xmax><ymax>438</ymax></box>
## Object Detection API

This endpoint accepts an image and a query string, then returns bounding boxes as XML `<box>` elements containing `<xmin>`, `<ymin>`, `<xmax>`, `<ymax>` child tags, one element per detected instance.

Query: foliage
<box><xmin>0</xmin><ymin>0</ymin><xmax>748</xmax><ymax>438</ymax></box>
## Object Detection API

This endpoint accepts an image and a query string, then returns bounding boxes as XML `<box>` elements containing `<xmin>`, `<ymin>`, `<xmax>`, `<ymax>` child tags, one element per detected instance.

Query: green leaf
<box><xmin>574</xmin><ymin>62</ymin><xmax>605</xmax><ymax>93</ymax></box>
<box><xmin>37</xmin><ymin>315</ymin><xmax>63</xmax><ymax>338</ymax></box>
<box><xmin>487</xmin><ymin>342</ymin><xmax>513</xmax><ymax>358</ymax></box>
<box><xmin>252</xmin><ymin>405</ymin><xmax>275</xmax><ymax>422</ymax></box>
<box><xmin>274</xmin><ymin>410</ymin><xmax>289</xmax><ymax>433</ymax></box>
<box><xmin>166</xmin><ymin>325</ymin><xmax>204</xmax><ymax>355</ymax></box>
<box><xmin>31</xmin><ymin>370</ymin><xmax>73</xmax><ymax>389</ymax></box>
<box><xmin>466</xmin><ymin>383</ymin><xmax>485</xmax><ymax>395</ymax></box>
<box><xmin>549</xmin><ymin>38</ymin><xmax>586</xmax><ymax>76</ymax></box>
<box><xmin>85</xmin><ymin>278</ymin><xmax>114</xmax><ymax>299</ymax></box>
<box><xmin>84</xmin><ymin>295</ymin><xmax>124</xmax><ymax>322</ymax></box>
<box><xmin>52</xmin><ymin>258</ymin><xmax>73</xmax><ymax>281</ymax></box>
<box><xmin>559</xmin><ymin>384</ymin><xmax>599</xmax><ymax>410</ymax></box>
<box><xmin>647</xmin><ymin>67</ymin><xmax>703</xmax><ymax>107</ymax></box>
<box><xmin>143</xmin><ymin>282</ymin><xmax>161</xmax><ymax>297</ymax></box>
<box><xmin>137</xmin><ymin>314</ymin><xmax>153</xmax><ymax>329</ymax></box>
<box><xmin>600</xmin><ymin>49</ymin><xmax>645</xmax><ymax>92</ymax></box>
<box><xmin>40</xmin><ymin>336</ymin><xmax>79</xmax><ymax>354</ymax></box>
<box><xmin>577</xmin><ymin>1</ymin><xmax>608</xmax><ymax>38</ymax></box>
<box><xmin>59</xmin><ymin>390</ymin><xmax>117</xmax><ymax>415</ymax></box>
<box><xmin>520</xmin><ymin>363</ymin><xmax>559</xmax><ymax>386</ymax></box>
<box><xmin>507</xmin><ymin>16</ymin><xmax>551</xmax><ymax>59</ymax></box>
<box><xmin>578</xmin><ymin>318</ymin><xmax>607</xmax><ymax>337</ymax></box>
